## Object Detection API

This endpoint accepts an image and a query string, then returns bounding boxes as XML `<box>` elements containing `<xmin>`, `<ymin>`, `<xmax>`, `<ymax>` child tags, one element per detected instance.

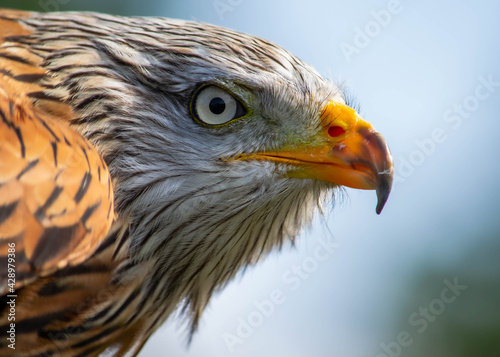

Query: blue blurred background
<box><xmin>3</xmin><ymin>1</ymin><xmax>500</xmax><ymax>356</ymax></box>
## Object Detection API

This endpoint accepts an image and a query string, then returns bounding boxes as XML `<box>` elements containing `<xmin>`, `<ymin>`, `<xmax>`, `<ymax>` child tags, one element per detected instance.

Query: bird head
<box><xmin>102</xmin><ymin>21</ymin><xmax>392</xmax><ymax>213</ymax></box>
<box><xmin>26</xmin><ymin>13</ymin><xmax>393</xmax><ymax>326</ymax></box>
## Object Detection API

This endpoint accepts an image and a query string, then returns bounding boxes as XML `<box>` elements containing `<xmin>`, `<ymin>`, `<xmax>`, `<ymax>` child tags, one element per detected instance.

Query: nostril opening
<box><xmin>328</xmin><ymin>126</ymin><xmax>346</xmax><ymax>138</ymax></box>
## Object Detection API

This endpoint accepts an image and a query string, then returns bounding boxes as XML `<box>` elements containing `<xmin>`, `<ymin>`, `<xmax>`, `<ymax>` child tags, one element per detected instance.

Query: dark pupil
<box><xmin>209</xmin><ymin>97</ymin><xmax>226</xmax><ymax>115</ymax></box>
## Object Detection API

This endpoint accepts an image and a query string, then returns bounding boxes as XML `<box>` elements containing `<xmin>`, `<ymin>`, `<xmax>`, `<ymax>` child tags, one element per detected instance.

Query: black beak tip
<box><xmin>375</xmin><ymin>172</ymin><xmax>393</xmax><ymax>215</ymax></box>
<box><xmin>360</xmin><ymin>129</ymin><xmax>393</xmax><ymax>215</ymax></box>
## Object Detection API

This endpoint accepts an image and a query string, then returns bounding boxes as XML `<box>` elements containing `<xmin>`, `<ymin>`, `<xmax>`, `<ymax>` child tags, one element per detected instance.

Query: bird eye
<box><xmin>192</xmin><ymin>86</ymin><xmax>247</xmax><ymax>126</ymax></box>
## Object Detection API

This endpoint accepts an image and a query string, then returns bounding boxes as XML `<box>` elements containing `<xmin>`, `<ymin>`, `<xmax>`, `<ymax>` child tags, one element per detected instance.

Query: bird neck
<box><xmin>111</xmin><ymin>178</ymin><xmax>325</xmax><ymax>334</ymax></box>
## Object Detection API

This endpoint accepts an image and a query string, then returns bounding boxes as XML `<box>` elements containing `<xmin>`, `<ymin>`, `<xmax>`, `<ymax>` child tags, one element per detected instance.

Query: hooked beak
<box><xmin>233</xmin><ymin>101</ymin><xmax>394</xmax><ymax>214</ymax></box>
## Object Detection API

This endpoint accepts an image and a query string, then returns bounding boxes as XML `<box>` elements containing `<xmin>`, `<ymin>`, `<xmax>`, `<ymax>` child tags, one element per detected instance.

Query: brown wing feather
<box><xmin>0</xmin><ymin>11</ymin><xmax>114</xmax><ymax>295</ymax></box>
